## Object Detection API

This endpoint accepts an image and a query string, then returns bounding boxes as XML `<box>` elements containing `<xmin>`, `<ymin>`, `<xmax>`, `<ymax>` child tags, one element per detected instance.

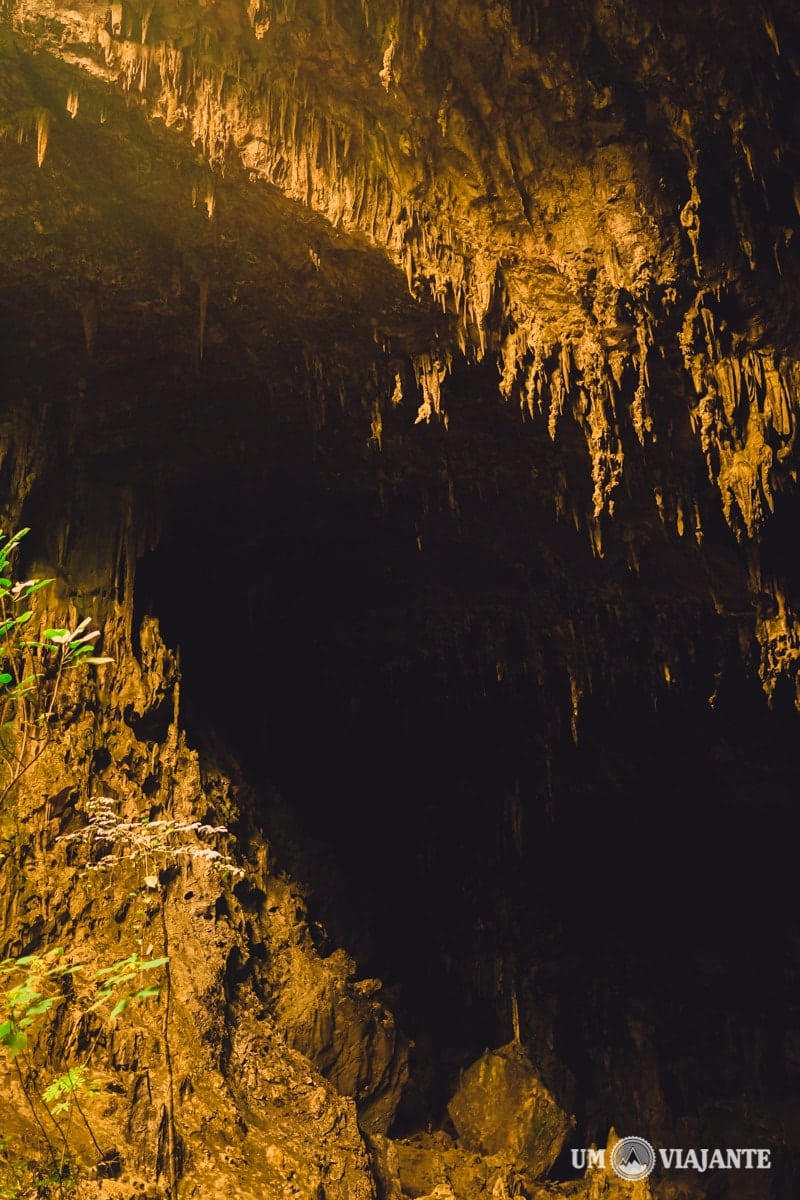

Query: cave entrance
<box><xmin>131</xmin><ymin>363</ymin><xmax>799</xmax><ymax>1169</ymax></box>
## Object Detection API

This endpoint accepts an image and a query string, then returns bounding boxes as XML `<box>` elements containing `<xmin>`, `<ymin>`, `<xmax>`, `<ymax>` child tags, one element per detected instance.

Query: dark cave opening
<box><xmin>127</xmin><ymin>362</ymin><xmax>800</xmax><ymax>1189</ymax></box>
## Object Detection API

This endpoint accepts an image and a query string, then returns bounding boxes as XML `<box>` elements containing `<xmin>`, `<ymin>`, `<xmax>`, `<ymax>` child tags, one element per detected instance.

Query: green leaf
<box><xmin>24</xmin><ymin>997</ymin><xmax>55</xmax><ymax>1017</ymax></box>
<box><xmin>1</xmin><ymin>1028</ymin><xmax>27</xmax><ymax>1055</ymax></box>
<box><xmin>15</xmin><ymin>610</ymin><xmax>33</xmax><ymax>625</ymax></box>
<box><xmin>87</xmin><ymin>990</ymin><xmax>113</xmax><ymax>1013</ymax></box>
<box><xmin>67</xmin><ymin>644</ymin><xmax>97</xmax><ymax>660</ymax></box>
<box><xmin>105</xmin><ymin>971</ymin><xmax>137</xmax><ymax>987</ymax></box>
<box><xmin>138</xmin><ymin>957</ymin><xmax>169</xmax><ymax>971</ymax></box>
<box><xmin>43</xmin><ymin>1066</ymin><xmax>87</xmax><ymax>1103</ymax></box>
<box><xmin>109</xmin><ymin>998</ymin><xmax>129</xmax><ymax>1019</ymax></box>
<box><xmin>133</xmin><ymin>985</ymin><xmax>160</xmax><ymax>1000</ymax></box>
<box><xmin>23</xmin><ymin>578</ymin><xmax>54</xmax><ymax>595</ymax></box>
<box><xmin>95</xmin><ymin>955</ymin><xmax>137</xmax><ymax>978</ymax></box>
<box><xmin>0</xmin><ymin>673</ymin><xmax>12</xmax><ymax>686</ymax></box>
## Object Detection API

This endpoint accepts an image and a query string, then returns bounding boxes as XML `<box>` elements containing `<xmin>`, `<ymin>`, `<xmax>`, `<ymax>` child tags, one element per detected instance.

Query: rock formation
<box><xmin>1</xmin><ymin>0</ymin><xmax>798</xmax><ymax>1196</ymax></box>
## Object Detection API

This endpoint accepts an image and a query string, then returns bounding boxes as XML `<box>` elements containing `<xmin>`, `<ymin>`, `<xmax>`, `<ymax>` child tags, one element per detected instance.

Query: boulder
<box><xmin>447</xmin><ymin>1042</ymin><xmax>572</xmax><ymax>1179</ymax></box>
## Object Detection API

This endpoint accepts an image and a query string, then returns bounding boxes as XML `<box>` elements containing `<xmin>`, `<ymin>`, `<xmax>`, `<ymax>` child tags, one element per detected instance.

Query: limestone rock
<box><xmin>267</xmin><ymin>891</ymin><xmax>410</xmax><ymax>1135</ymax></box>
<box><xmin>391</xmin><ymin>1131</ymin><xmax>527</xmax><ymax>1200</ymax></box>
<box><xmin>365</xmin><ymin>1133</ymin><xmax>404</xmax><ymax>1200</ymax></box>
<box><xmin>0</xmin><ymin>617</ymin><xmax>380</xmax><ymax>1200</ymax></box>
<box><xmin>446</xmin><ymin>1042</ymin><xmax>572</xmax><ymax>1179</ymax></box>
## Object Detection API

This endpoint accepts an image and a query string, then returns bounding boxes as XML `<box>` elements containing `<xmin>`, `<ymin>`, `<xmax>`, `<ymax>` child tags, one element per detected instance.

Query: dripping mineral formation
<box><xmin>0</xmin><ymin>1</ymin><xmax>799</xmax><ymax>1198</ymax></box>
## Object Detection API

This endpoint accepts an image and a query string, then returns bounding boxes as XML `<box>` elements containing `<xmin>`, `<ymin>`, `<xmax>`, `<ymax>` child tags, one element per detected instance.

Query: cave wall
<box><xmin>3</xmin><ymin>0</ymin><xmax>800</xmax><ymax>706</ymax></box>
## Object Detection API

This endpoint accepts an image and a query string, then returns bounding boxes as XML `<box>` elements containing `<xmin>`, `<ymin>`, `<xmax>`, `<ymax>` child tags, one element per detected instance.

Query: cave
<box><xmin>1</xmin><ymin>1</ymin><xmax>799</xmax><ymax>1198</ymax></box>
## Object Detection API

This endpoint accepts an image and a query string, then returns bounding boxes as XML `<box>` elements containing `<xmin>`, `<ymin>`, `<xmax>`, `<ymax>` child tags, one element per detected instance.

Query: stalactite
<box><xmin>198</xmin><ymin>279</ymin><xmax>209</xmax><ymax>362</ymax></box>
<box><xmin>35</xmin><ymin>107</ymin><xmax>49</xmax><ymax>167</ymax></box>
<box><xmin>413</xmin><ymin>353</ymin><xmax>451</xmax><ymax>426</ymax></box>
<box><xmin>568</xmin><ymin>671</ymin><xmax>582</xmax><ymax>745</ymax></box>
<box><xmin>43</xmin><ymin>6</ymin><xmax>502</xmax><ymax>385</ymax></box>
<box><xmin>8</xmin><ymin>0</ymin><xmax>800</xmax><ymax>710</ymax></box>
<box><xmin>204</xmin><ymin>181</ymin><xmax>215</xmax><ymax>220</ymax></box>
<box><xmin>109</xmin><ymin>0</ymin><xmax>123</xmax><ymax>36</ymax></box>
<box><xmin>140</xmin><ymin>1</ymin><xmax>153</xmax><ymax>45</ymax></box>
<box><xmin>762</xmin><ymin>9</ymin><xmax>780</xmax><ymax>56</ymax></box>
<box><xmin>499</xmin><ymin>329</ymin><xmax>519</xmax><ymax>399</ymax></box>
<box><xmin>379</xmin><ymin>38</ymin><xmax>396</xmax><ymax>91</ymax></box>
<box><xmin>79</xmin><ymin>296</ymin><xmax>98</xmax><ymax>358</ymax></box>
<box><xmin>370</xmin><ymin>400</ymin><xmax>383</xmax><ymax>450</ymax></box>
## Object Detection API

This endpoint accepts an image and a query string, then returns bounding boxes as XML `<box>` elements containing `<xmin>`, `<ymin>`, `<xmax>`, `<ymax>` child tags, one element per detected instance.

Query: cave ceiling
<box><xmin>2</xmin><ymin>0</ymin><xmax>800</xmax><ymax>717</ymax></box>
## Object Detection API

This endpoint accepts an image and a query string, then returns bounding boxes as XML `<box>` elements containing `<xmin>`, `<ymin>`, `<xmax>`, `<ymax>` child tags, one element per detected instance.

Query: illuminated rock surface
<box><xmin>446</xmin><ymin>1042</ymin><xmax>571</xmax><ymax>1177</ymax></box>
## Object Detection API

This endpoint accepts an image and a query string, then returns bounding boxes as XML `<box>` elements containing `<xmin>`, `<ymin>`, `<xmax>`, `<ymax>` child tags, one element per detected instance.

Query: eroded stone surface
<box><xmin>0</xmin><ymin>614</ymin><xmax>387</xmax><ymax>1198</ymax></box>
<box><xmin>447</xmin><ymin>1042</ymin><xmax>572</xmax><ymax>1179</ymax></box>
<box><xmin>2</xmin><ymin>0</ymin><xmax>800</xmax><ymax>701</ymax></box>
